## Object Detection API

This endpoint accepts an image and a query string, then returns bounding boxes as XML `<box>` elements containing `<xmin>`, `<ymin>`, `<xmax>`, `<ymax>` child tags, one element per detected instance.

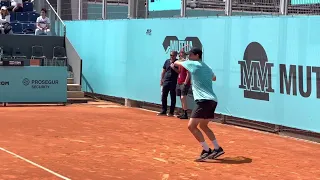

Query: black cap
<box><xmin>187</xmin><ymin>47</ymin><xmax>202</xmax><ymax>57</ymax></box>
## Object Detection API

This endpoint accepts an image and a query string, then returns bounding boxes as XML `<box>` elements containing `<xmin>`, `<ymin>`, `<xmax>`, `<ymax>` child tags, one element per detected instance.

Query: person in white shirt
<box><xmin>8</xmin><ymin>0</ymin><xmax>23</xmax><ymax>12</ymax></box>
<box><xmin>0</xmin><ymin>6</ymin><xmax>12</xmax><ymax>34</ymax></box>
<box><xmin>35</xmin><ymin>8</ymin><xmax>51</xmax><ymax>36</ymax></box>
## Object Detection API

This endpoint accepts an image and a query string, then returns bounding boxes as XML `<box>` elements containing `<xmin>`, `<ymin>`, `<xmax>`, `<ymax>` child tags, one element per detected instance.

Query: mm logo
<box><xmin>162</xmin><ymin>36</ymin><xmax>202</xmax><ymax>54</ymax></box>
<box><xmin>238</xmin><ymin>42</ymin><xmax>274</xmax><ymax>101</ymax></box>
<box><xmin>0</xmin><ymin>81</ymin><xmax>9</xmax><ymax>86</ymax></box>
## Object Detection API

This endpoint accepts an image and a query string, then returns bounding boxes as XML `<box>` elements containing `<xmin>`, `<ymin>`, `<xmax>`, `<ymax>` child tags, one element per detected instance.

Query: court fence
<box><xmin>66</xmin><ymin>17</ymin><xmax>320</xmax><ymax>142</ymax></box>
<box><xmin>52</xmin><ymin>0</ymin><xmax>320</xmax><ymax>20</ymax></box>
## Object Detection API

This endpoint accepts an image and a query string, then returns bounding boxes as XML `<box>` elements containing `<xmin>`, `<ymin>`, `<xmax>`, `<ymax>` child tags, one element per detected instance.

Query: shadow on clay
<box><xmin>202</xmin><ymin>156</ymin><xmax>253</xmax><ymax>164</ymax></box>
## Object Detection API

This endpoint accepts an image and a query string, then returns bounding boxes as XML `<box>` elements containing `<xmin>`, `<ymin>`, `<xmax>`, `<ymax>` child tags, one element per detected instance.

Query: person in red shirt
<box><xmin>176</xmin><ymin>49</ymin><xmax>191</xmax><ymax>119</ymax></box>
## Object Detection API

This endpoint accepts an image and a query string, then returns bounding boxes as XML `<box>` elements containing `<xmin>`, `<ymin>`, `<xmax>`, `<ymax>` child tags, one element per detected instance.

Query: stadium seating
<box><xmin>5</xmin><ymin>2</ymin><xmax>39</xmax><ymax>34</ymax></box>
<box><xmin>0</xmin><ymin>1</ymin><xmax>9</xmax><ymax>8</ymax></box>
<box><xmin>52</xmin><ymin>46</ymin><xmax>68</xmax><ymax>66</ymax></box>
<box><xmin>10</xmin><ymin>12</ymin><xmax>15</xmax><ymax>22</ymax></box>
<box><xmin>0</xmin><ymin>44</ymin><xmax>66</xmax><ymax>63</ymax></box>
<box><xmin>31</xmin><ymin>45</ymin><xmax>47</xmax><ymax>66</ymax></box>
<box><xmin>12</xmin><ymin>47</ymin><xmax>27</xmax><ymax>59</ymax></box>
<box><xmin>22</xmin><ymin>23</ymin><xmax>35</xmax><ymax>34</ymax></box>
<box><xmin>23</xmin><ymin>2</ymin><xmax>33</xmax><ymax>12</ymax></box>
<box><xmin>16</xmin><ymin>12</ymin><xmax>29</xmax><ymax>22</ymax></box>
<box><xmin>10</xmin><ymin>12</ymin><xmax>39</xmax><ymax>22</ymax></box>
<box><xmin>10</xmin><ymin>22</ymin><xmax>23</xmax><ymax>34</ymax></box>
<box><xmin>28</xmin><ymin>12</ymin><xmax>39</xmax><ymax>22</ymax></box>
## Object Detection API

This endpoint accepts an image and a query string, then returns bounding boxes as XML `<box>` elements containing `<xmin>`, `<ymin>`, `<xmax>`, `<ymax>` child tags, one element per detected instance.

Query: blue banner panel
<box><xmin>0</xmin><ymin>67</ymin><xmax>67</xmax><ymax>103</ymax></box>
<box><xmin>148</xmin><ymin>0</ymin><xmax>181</xmax><ymax>11</ymax></box>
<box><xmin>66</xmin><ymin>16</ymin><xmax>320</xmax><ymax>133</ymax></box>
<box><xmin>291</xmin><ymin>0</ymin><xmax>320</xmax><ymax>5</ymax></box>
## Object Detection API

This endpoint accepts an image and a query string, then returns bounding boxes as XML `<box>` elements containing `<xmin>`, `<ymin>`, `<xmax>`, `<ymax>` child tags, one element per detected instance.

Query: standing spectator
<box><xmin>35</xmin><ymin>8</ymin><xmax>51</xmax><ymax>36</ymax></box>
<box><xmin>176</xmin><ymin>49</ymin><xmax>191</xmax><ymax>119</ymax></box>
<box><xmin>158</xmin><ymin>51</ymin><xmax>179</xmax><ymax>117</ymax></box>
<box><xmin>0</xmin><ymin>6</ymin><xmax>12</xmax><ymax>34</ymax></box>
<box><xmin>8</xmin><ymin>0</ymin><xmax>23</xmax><ymax>12</ymax></box>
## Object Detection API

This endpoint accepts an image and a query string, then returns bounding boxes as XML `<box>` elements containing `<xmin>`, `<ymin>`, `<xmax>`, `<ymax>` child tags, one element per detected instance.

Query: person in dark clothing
<box><xmin>158</xmin><ymin>51</ymin><xmax>179</xmax><ymax>117</ymax></box>
<box><xmin>7</xmin><ymin>0</ymin><xmax>23</xmax><ymax>12</ymax></box>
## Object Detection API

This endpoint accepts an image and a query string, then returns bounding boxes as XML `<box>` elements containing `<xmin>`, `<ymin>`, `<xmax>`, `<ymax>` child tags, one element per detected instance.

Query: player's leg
<box><xmin>189</xmin><ymin>101</ymin><xmax>214</xmax><ymax>161</ymax></box>
<box><xmin>188</xmin><ymin>118</ymin><xmax>213</xmax><ymax>161</ymax></box>
<box><xmin>168</xmin><ymin>84</ymin><xmax>177</xmax><ymax>116</ymax></box>
<box><xmin>199</xmin><ymin>120</ymin><xmax>224</xmax><ymax>159</ymax></box>
<box><xmin>199</xmin><ymin>100</ymin><xmax>224</xmax><ymax>159</ymax></box>
<box><xmin>179</xmin><ymin>84</ymin><xmax>190</xmax><ymax>119</ymax></box>
<box><xmin>158</xmin><ymin>84</ymin><xmax>170</xmax><ymax>116</ymax></box>
<box><xmin>176</xmin><ymin>85</ymin><xmax>183</xmax><ymax>118</ymax></box>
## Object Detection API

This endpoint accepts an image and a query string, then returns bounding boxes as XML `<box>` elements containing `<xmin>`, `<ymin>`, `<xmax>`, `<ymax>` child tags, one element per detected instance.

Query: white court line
<box><xmin>0</xmin><ymin>147</ymin><xmax>71</xmax><ymax>180</ymax></box>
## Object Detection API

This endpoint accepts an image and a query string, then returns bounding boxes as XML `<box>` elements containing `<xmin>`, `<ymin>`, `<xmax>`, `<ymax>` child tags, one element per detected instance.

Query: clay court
<box><xmin>0</xmin><ymin>102</ymin><xmax>319</xmax><ymax>180</ymax></box>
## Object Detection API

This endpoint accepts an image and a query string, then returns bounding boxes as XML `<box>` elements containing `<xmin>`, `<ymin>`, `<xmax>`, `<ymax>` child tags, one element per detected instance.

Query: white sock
<box><xmin>200</xmin><ymin>142</ymin><xmax>210</xmax><ymax>152</ymax></box>
<box><xmin>212</xmin><ymin>140</ymin><xmax>220</xmax><ymax>150</ymax></box>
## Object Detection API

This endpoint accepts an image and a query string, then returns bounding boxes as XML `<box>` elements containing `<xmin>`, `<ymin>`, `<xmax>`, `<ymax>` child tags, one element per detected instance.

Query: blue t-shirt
<box><xmin>181</xmin><ymin>60</ymin><xmax>218</xmax><ymax>102</ymax></box>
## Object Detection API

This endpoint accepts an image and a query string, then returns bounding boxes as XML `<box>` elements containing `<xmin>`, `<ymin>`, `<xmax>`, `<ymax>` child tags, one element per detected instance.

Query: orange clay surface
<box><xmin>0</xmin><ymin>102</ymin><xmax>319</xmax><ymax>180</ymax></box>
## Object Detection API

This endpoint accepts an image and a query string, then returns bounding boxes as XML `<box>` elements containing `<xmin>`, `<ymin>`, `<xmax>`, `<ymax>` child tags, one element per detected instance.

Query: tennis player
<box><xmin>174</xmin><ymin>47</ymin><xmax>224</xmax><ymax>161</ymax></box>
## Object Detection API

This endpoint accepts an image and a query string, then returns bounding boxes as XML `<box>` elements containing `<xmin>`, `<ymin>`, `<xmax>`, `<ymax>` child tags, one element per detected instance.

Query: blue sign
<box><xmin>291</xmin><ymin>0</ymin><xmax>320</xmax><ymax>5</ymax></box>
<box><xmin>148</xmin><ymin>0</ymin><xmax>181</xmax><ymax>11</ymax></box>
<box><xmin>0</xmin><ymin>67</ymin><xmax>67</xmax><ymax>103</ymax></box>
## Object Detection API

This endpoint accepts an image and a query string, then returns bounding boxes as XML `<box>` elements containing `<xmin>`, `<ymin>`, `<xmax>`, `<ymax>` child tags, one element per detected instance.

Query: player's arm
<box><xmin>184</xmin><ymin>70</ymin><xmax>191</xmax><ymax>84</ymax></box>
<box><xmin>175</xmin><ymin>60</ymin><xmax>194</xmax><ymax>74</ymax></box>
<box><xmin>174</xmin><ymin>60</ymin><xmax>183</xmax><ymax>67</ymax></box>
<box><xmin>170</xmin><ymin>63</ymin><xmax>179</xmax><ymax>73</ymax></box>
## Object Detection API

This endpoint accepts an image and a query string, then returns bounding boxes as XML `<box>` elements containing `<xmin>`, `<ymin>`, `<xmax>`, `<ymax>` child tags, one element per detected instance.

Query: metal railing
<box><xmin>197</xmin><ymin>0</ymin><xmax>320</xmax><ymax>15</ymax></box>
<box><xmin>56</xmin><ymin>0</ymin><xmax>320</xmax><ymax>20</ymax></box>
<box><xmin>57</xmin><ymin>0</ymin><xmax>128</xmax><ymax>20</ymax></box>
